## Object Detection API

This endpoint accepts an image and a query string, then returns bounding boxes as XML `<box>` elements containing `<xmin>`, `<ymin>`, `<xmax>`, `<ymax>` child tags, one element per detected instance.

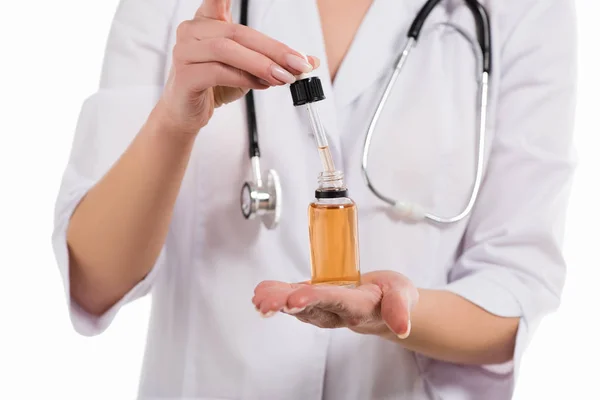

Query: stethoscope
<box><xmin>239</xmin><ymin>0</ymin><xmax>492</xmax><ymax>229</ymax></box>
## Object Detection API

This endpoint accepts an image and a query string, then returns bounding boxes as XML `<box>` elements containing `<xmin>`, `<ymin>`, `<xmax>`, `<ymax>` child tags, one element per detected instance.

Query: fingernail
<box><xmin>285</xmin><ymin>54</ymin><xmax>313</xmax><ymax>74</ymax></box>
<box><xmin>397</xmin><ymin>320</ymin><xmax>412</xmax><ymax>340</ymax></box>
<box><xmin>258</xmin><ymin>79</ymin><xmax>271</xmax><ymax>86</ymax></box>
<box><xmin>270</xmin><ymin>65</ymin><xmax>296</xmax><ymax>84</ymax></box>
<box><xmin>260</xmin><ymin>311</ymin><xmax>276</xmax><ymax>318</ymax></box>
<box><xmin>283</xmin><ymin>306</ymin><xmax>306</xmax><ymax>315</ymax></box>
<box><xmin>311</xmin><ymin>56</ymin><xmax>321</xmax><ymax>69</ymax></box>
<box><xmin>298</xmin><ymin>51</ymin><xmax>309</xmax><ymax>62</ymax></box>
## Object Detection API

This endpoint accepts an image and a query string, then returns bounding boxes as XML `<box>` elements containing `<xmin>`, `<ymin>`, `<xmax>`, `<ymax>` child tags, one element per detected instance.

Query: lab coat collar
<box><xmin>332</xmin><ymin>0</ymin><xmax>447</xmax><ymax>109</ymax></box>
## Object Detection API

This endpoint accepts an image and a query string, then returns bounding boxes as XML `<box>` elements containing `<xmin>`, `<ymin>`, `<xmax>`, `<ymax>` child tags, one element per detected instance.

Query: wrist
<box><xmin>148</xmin><ymin>99</ymin><xmax>203</xmax><ymax>141</ymax></box>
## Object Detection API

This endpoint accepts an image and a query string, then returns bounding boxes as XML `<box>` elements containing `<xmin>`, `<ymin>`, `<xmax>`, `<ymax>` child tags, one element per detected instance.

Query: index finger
<box><xmin>197</xmin><ymin>0</ymin><xmax>232</xmax><ymax>22</ymax></box>
<box><xmin>188</xmin><ymin>19</ymin><xmax>318</xmax><ymax>76</ymax></box>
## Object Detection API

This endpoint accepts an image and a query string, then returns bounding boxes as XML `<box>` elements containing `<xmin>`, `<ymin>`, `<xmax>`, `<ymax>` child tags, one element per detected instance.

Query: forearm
<box><xmin>380</xmin><ymin>289</ymin><xmax>519</xmax><ymax>365</ymax></box>
<box><xmin>67</xmin><ymin>104</ymin><xmax>196</xmax><ymax>316</ymax></box>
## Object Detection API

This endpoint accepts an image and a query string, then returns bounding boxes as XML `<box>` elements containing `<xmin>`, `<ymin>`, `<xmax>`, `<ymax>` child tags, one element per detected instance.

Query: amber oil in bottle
<box><xmin>308</xmin><ymin>170</ymin><xmax>361</xmax><ymax>287</ymax></box>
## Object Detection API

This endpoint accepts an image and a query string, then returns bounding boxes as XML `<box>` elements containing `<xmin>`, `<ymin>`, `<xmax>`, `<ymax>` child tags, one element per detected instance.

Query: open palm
<box><xmin>252</xmin><ymin>271</ymin><xmax>418</xmax><ymax>338</ymax></box>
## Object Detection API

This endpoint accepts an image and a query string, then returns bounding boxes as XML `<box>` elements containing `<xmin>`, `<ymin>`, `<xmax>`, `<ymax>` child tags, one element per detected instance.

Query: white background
<box><xmin>0</xmin><ymin>1</ymin><xmax>598</xmax><ymax>399</ymax></box>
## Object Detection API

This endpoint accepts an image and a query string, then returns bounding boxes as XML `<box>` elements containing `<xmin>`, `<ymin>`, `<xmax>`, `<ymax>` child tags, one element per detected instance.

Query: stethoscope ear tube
<box><xmin>409</xmin><ymin>0</ymin><xmax>491</xmax><ymax>73</ymax></box>
<box><xmin>465</xmin><ymin>0</ymin><xmax>492</xmax><ymax>73</ymax></box>
<box><xmin>408</xmin><ymin>0</ymin><xmax>443</xmax><ymax>39</ymax></box>
<box><xmin>362</xmin><ymin>0</ymin><xmax>492</xmax><ymax>225</ymax></box>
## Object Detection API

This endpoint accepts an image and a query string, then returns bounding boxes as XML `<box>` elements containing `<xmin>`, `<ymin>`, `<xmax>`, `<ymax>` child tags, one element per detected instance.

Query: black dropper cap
<box><xmin>290</xmin><ymin>77</ymin><xmax>325</xmax><ymax>106</ymax></box>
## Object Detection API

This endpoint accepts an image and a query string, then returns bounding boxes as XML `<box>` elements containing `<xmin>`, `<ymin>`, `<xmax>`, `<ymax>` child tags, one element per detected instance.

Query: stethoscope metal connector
<box><xmin>240</xmin><ymin>156</ymin><xmax>282</xmax><ymax>230</ymax></box>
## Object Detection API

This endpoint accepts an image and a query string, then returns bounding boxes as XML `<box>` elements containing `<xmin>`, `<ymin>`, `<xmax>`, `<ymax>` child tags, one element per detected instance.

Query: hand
<box><xmin>252</xmin><ymin>271</ymin><xmax>419</xmax><ymax>339</ymax></box>
<box><xmin>154</xmin><ymin>0</ymin><xmax>320</xmax><ymax>134</ymax></box>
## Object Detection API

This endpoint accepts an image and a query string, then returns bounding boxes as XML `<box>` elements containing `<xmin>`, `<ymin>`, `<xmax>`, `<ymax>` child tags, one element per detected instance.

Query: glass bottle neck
<box><xmin>315</xmin><ymin>170</ymin><xmax>348</xmax><ymax>200</ymax></box>
<box><xmin>318</xmin><ymin>170</ymin><xmax>346</xmax><ymax>190</ymax></box>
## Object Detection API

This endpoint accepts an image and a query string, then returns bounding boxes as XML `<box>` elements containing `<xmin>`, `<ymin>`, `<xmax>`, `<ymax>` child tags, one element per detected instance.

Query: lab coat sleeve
<box><xmin>442</xmin><ymin>0</ymin><xmax>577</xmax><ymax>375</ymax></box>
<box><xmin>51</xmin><ymin>0</ymin><xmax>177</xmax><ymax>336</ymax></box>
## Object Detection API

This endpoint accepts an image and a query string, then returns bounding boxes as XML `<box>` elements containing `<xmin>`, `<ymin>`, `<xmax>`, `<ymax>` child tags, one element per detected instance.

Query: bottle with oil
<box><xmin>290</xmin><ymin>72</ymin><xmax>361</xmax><ymax>286</ymax></box>
<box><xmin>308</xmin><ymin>170</ymin><xmax>361</xmax><ymax>287</ymax></box>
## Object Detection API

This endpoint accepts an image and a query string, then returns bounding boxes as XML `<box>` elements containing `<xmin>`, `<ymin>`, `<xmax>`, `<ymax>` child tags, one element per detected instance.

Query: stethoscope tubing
<box><xmin>361</xmin><ymin>0</ymin><xmax>492</xmax><ymax>224</ymax></box>
<box><xmin>239</xmin><ymin>0</ymin><xmax>493</xmax><ymax>226</ymax></box>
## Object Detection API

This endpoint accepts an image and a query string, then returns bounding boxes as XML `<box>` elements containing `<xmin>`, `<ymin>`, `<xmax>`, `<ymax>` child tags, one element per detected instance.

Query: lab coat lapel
<box><xmin>332</xmin><ymin>0</ymin><xmax>441</xmax><ymax>109</ymax></box>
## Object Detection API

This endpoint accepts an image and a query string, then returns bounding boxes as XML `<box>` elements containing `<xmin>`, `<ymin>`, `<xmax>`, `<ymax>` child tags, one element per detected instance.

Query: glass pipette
<box><xmin>305</xmin><ymin>103</ymin><xmax>335</xmax><ymax>172</ymax></box>
<box><xmin>289</xmin><ymin>74</ymin><xmax>336</xmax><ymax>173</ymax></box>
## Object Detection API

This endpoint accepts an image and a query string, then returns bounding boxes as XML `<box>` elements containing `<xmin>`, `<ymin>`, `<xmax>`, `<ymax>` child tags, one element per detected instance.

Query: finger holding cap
<box><xmin>197</xmin><ymin>0</ymin><xmax>232</xmax><ymax>22</ymax></box>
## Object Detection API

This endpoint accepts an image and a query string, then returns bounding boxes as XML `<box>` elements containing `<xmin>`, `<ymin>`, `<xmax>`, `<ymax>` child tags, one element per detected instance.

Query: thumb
<box><xmin>380</xmin><ymin>282</ymin><xmax>419</xmax><ymax>340</ymax></box>
<box><xmin>197</xmin><ymin>0</ymin><xmax>232</xmax><ymax>21</ymax></box>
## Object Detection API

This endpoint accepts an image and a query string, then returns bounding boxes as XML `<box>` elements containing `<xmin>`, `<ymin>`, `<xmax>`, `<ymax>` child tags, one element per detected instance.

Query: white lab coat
<box><xmin>52</xmin><ymin>0</ymin><xmax>577</xmax><ymax>398</ymax></box>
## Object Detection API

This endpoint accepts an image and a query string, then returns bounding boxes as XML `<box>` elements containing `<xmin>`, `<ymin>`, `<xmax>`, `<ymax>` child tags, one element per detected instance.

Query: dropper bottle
<box><xmin>290</xmin><ymin>75</ymin><xmax>361</xmax><ymax>287</ymax></box>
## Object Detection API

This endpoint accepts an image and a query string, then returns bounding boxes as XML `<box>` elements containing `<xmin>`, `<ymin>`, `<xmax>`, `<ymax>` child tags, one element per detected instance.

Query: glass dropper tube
<box><xmin>305</xmin><ymin>103</ymin><xmax>336</xmax><ymax>173</ymax></box>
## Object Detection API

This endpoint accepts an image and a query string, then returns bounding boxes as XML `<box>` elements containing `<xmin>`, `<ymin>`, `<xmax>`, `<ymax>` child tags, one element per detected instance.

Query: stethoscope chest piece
<box><xmin>240</xmin><ymin>166</ymin><xmax>282</xmax><ymax>230</ymax></box>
